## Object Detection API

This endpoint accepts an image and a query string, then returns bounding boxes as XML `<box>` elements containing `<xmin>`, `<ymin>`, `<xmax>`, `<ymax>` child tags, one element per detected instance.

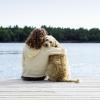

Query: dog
<box><xmin>43</xmin><ymin>35</ymin><xmax>58</xmax><ymax>48</ymax></box>
<box><xmin>44</xmin><ymin>35</ymin><xmax>79</xmax><ymax>83</ymax></box>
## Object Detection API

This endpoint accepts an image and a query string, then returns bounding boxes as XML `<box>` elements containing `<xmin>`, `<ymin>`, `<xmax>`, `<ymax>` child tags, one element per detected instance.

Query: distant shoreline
<box><xmin>61</xmin><ymin>40</ymin><xmax>100</xmax><ymax>43</ymax></box>
<box><xmin>0</xmin><ymin>41</ymin><xmax>100</xmax><ymax>43</ymax></box>
<box><xmin>0</xmin><ymin>26</ymin><xmax>100</xmax><ymax>43</ymax></box>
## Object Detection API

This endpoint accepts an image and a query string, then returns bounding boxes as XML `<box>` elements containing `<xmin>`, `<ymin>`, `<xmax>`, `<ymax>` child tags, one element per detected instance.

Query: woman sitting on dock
<box><xmin>21</xmin><ymin>28</ymin><xmax>65</xmax><ymax>81</ymax></box>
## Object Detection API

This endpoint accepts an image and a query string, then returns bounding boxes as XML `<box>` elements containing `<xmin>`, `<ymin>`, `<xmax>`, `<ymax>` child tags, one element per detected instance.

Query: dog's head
<box><xmin>43</xmin><ymin>35</ymin><xmax>58</xmax><ymax>48</ymax></box>
<box><xmin>26</xmin><ymin>28</ymin><xmax>48</xmax><ymax>49</ymax></box>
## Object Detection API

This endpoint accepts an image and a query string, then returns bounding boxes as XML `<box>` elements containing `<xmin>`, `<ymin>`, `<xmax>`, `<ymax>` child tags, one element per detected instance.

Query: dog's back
<box><xmin>47</xmin><ymin>54</ymin><xmax>68</xmax><ymax>81</ymax></box>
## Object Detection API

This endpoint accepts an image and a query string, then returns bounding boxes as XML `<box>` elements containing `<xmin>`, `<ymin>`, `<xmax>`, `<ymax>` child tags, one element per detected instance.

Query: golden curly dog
<box><xmin>44</xmin><ymin>35</ymin><xmax>79</xmax><ymax>83</ymax></box>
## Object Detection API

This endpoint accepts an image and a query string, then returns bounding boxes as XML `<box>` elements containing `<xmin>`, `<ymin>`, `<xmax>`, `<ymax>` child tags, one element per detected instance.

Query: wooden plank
<box><xmin>0</xmin><ymin>77</ymin><xmax>100</xmax><ymax>100</ymax></box>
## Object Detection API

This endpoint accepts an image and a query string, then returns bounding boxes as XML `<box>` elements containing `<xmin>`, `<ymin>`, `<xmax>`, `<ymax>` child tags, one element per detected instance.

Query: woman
<box><xmin>21</xmin><ymin>28</ymin><xmax>65</xmax><ymax>81</ymax></box>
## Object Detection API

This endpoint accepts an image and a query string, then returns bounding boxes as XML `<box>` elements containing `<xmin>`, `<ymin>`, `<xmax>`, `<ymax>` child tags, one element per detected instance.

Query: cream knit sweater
<box><xmin>22</xmin><ymin>38</ymin><xmax>65</xmax><ymax>77</ymax></box>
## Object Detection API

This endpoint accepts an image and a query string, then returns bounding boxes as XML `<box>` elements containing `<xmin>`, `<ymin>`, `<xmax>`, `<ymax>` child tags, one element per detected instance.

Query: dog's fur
<box><xmin>44</xmin><ymin>35</ymin><xmax>79</xmax><ymax>83</ymax></box>
<box><xmin>43</xmin><ymin>35</ymin><xmax>58</xmax><ymax>48</ymax></box>
<box><xmin>47</xmin><ymin>54</ymin><xmax>69</xmax><ymax>81</ymax></box>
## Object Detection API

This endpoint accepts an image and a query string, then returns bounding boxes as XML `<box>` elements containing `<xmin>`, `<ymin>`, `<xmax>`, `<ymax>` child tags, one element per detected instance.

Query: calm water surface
<box><xmin>0</xmin><ymin>43</ymin><xmax>100</xmax><ymax>80</ymax></box>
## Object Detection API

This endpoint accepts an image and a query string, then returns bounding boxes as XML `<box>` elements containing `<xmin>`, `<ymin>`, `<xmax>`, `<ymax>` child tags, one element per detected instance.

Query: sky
<box><xmin>0</xmin><ymin>0</ymin><xmax>100</xmax><ymax>29</ymax></box>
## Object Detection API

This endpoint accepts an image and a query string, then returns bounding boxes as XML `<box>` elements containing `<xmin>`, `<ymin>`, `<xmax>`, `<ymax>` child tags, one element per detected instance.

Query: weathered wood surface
<box><xmin>0</xmin><ymin>76</ymin><xmax>100</xmax><ymax>100</ymax></box>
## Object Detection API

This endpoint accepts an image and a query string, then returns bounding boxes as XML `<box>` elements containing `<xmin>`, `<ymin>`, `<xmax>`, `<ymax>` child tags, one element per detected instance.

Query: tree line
<box><xmin>0</xmin><ymin>25</ymin><xmax>100</xmax><ymax>42</ymax></box>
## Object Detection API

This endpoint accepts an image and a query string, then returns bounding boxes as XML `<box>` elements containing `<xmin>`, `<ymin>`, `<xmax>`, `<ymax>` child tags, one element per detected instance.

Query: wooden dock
<box><xmin>0</xmin><ymin>76</ymin><xmax>100</xmax><ymax>100</ymax></box>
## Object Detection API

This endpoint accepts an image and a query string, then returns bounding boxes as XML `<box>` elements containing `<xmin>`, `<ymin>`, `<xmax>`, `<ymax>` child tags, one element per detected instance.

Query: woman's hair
<box><xmin>25</xmin><ymin>28</ymin><xmax>48</xmax><ymax>49</ymax></box>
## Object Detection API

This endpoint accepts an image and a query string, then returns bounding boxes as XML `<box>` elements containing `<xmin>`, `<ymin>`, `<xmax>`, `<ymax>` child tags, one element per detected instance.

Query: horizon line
<box><xmin>0</xmin><ymin>25</ymin><xmax>100</xmax><ymax>30</ymax></box>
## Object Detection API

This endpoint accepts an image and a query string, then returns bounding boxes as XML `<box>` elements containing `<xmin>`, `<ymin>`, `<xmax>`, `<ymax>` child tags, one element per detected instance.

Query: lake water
<box><xmin>0</xmin><ymin>43</ymin><xmax>100</xmax><ymax>80</ymax></box>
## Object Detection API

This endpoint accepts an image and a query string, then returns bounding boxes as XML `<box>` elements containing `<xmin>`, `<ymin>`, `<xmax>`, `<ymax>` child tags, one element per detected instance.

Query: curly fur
<box><xmin>25</xmin><ymin>28</ymin><xmax>48</xmax><ymax>49</ymax></box>
<box><xmin>47</xmin><ymin>54</ymin><xmax>68</xmax><ymax>81</ymax></box>
<box><xmin>43</xmin><ymin>35</ymin><xmax>58</xmax><ymax>47</ymax></box>
<box><xmin>44</xmin><ymin>36</ymin><xmax>79</xmax><ymax>83</ymax></box>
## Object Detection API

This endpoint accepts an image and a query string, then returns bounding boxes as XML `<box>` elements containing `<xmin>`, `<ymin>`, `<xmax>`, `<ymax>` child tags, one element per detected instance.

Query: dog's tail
<box><xmin>58</xmin><ymin>79</ymin><xmax>79</xmax><ymax>83</ymax></box>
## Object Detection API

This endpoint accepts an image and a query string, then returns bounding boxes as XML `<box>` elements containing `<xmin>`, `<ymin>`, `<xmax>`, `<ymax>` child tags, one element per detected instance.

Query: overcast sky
<box><xmin>0</xmin><ymin>0</ymin><xmax>100</xmax><ymax>29</ymax></box>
